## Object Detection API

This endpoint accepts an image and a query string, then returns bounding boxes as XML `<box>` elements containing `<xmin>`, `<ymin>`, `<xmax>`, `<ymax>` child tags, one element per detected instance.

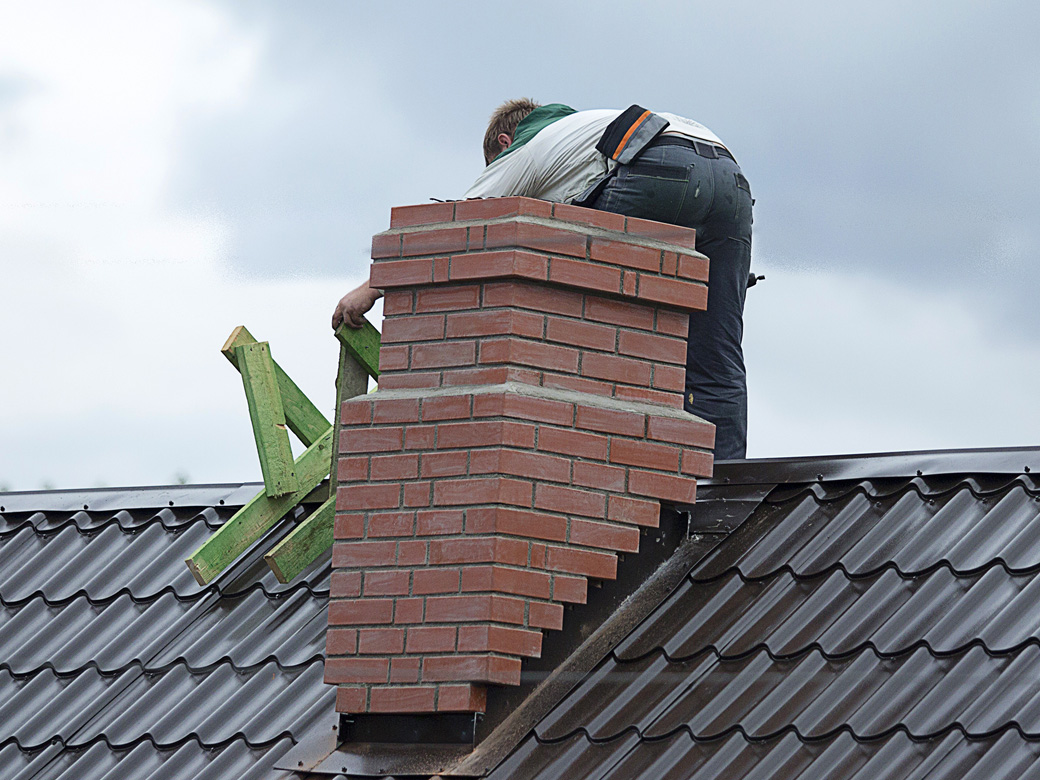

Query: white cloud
<box><xmin>744</xmin><ymin>264</ymin><xmax>1040</xmax><ymax>457</ymax></box>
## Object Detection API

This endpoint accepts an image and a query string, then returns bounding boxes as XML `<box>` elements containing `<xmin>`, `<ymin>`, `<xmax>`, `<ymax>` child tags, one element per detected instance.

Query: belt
<box><xmin>650</xmin><ymin>135</ymin><xmax>736</xmax><ymax>162</ymax></box>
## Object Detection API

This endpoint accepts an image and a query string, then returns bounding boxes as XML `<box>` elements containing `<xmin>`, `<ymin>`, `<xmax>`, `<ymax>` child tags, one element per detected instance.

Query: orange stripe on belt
<box><xmin>611</xmin><ymin>110</ymin><xmax>652</xmax><ymax>160</ymax></box>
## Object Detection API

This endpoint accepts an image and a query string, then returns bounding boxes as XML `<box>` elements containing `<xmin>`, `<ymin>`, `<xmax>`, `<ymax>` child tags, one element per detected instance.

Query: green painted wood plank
<box><xmin>335</xmin><ymin>318</ymin><xmax>381</xmax><ymax>378</ymax></box>
<box><xmin>237</xmin><ymin>342</ymin><xmax>299</xmax><ymax>498</ymax></box>
<box><xmin>264</xmin><ymin>495</ymin><xmax>335</xmax><ymax>583</ymax></box>
<box><xmin>222</xmin><ymin>325</ymin><xmax>330</xmax><ymax>447</ymax></box>
<box><xmin>184</xmin><ymin>426</ymin><xmax>334</xmax><ymax>586</ymax></box>
<box><xmin>262</xmin><ymin>342</ymin><xmax>370</xmax><ymax>583</ymax></box>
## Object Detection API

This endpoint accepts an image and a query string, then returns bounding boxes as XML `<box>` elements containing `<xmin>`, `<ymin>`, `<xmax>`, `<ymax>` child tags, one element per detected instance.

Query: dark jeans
<box><xmin>591</xmin><ymin>141</ymin><xmax>753</xmax><ymax>459</ymax></box>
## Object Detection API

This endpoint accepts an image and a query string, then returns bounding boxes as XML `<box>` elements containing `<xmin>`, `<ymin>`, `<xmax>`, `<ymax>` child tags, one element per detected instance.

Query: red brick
<box><xmin>608</xmin><ymin>495</ymin><xmax>661</xmax><ymax>527</ymax></box>
<box><xmin>358</xmin><ymin>628</ymin><xmax>405</xmax><ymax>654</ymax></box>
<box><xmin>476</xmin><ymin>393</ymin><xmax>576</xmax><ymax>426</ymax></box>
<box><xmin>369</xmin><ymin>257</ymin><xmax>433</xmax><ymax>288</ymax></box>
<box><xmin>333</xmin><ymin>540</ymin><xmax>398</xmax><ymax>567</ymax></box>
<box><xmin>542</xmin><ymin>373</ymin><xmax>613</xmax><ymax>398</ymax></box>
<box><xmin>390</xmin><ymin>202</ymin><xmax>455</xmax><ymax>227</ymax></box>
<box><xmin>552</xmin><ymin>202</ymin><xmax>626</xmax><ymax>231</ymax></box>
<box><xmin>372</xmin><ymin>232</ymin><xmax>401</xmax><ymax>259</ymax></box>
<box><xmin>466</xmin><ymin>225</ymin><xmax>484</xmax><ymax>251</ymax></box>
<box><xmin>377</xmin><ymin>344</ymin><xmax>410</xmax><ymax>372</ymax></box>
<box><xmin>423</xmin><ymin>655</ymin><xmax>522</xmax><ymax>686</ymax></box>
<box><xmin>538</xmin><ymin>426</ymin><xmax>609</xmax><ymax>460</ymax></box>
<box><xmin>425</xmin><ymin>594</ymin><xmax>525</xmax><ymax>624</ymax></box>
<box><xmin>337</xmin><ymin>456</ymin><xmax>369</xmax><ymax>483</ymax></box>
<box><xmin>486</xmin><ymin>220</ymin><xmax>587</xmax><ymax>258</ymax></box>
<box><xmin>614</xmin><ymin>384</ymin><xmax>683</xmax><ymax>407</ymax></box>
<box><xmin>479</xmin><ymin>337</ymin><xmax>579</xmax><ymax>374</ymax></box>
<box><xmin>529</xmin><ymin>543</ymin><xmax>548</xmax><ymax>568</ymax></box>
<box><xmin>440</xmin><ymin>366</ymin><xmax>513</xmax><ymax>387</ymax></box>
<box><xmin>535</xmin><ymin>483</ymin><xmax>606</xmax><ymax>519</ymax></box>
<box><xmin>363</xmin><ymin>569</ymin><xmax>410</xmax><ymax>596</ymax></box>
<box><xmin>397</xmin><ymin>540</ymin><xmax>428</xmax><ymax>565</ymax></box>
<box><xmin>420</xmin><ymin>451</ymin><xmax>469</xmax><ymax>479</ymax></box>
<box><xmin>382</xmin><ymin>291</ymin><xmax>413</xmax><ymax>316</ymax></box>
<box><xmin>394</xmin><ymin>598</ymin><xmax>424</xmax><ymax>623</ymax></box>
<box><xmin>421</xmin><ymin>394</ymin><xmax>473</xmax><ymax>421</ymax></box>
<box><xmin>553</xmin><ymin>575</ymin><xmax>588</xmax><ymax>604</ymax></box>
<box><xmin>581</xmin><ymin>352</ymin><xmax>652</xmax><ymax>385</ymax></box>
<box><xmin>336</xmin><ymin>484</ymin><xmax>400</xmax><ymax>512</ymax></box>
<box><xmin>406</xmin><ymin>626</ymin><xmax>457</xmax><ymax>653</ymax></box>
<box><xmin>340</xmin><ymin>427</ymin><xmax>403</xmax><ymax>454</ymax></box>
<box><xmin>655</xmin><ymin>309</ymin><xmax>689</xmax><ymax>337</ymax></box>
<box><xmin>330</xmin><ymin>570</ymin><xmax>361</xmax><ymax>597</ymax></box>
<box><xmin>429</xmin><ymin>536</ymin><xmax>527</xmax><ymax>566</ymax></box>
<box><xmin>572</xmin><ymin>461</ymin><xmax>627</xmax><ymax>492</ymax></box>
<box><xmin>382</xmin><ymin>314</ymin><xmax>447</xmax><ymax>345</ymax></box>
<box><xmin>470</xmin><ymin>449</ymin><xmax>572</xmax><ymax>485</ymax></box>
<box><xmin>454</xmin><ymin>196</ymin><xmax>552</xmax><ymax>221</ymax></box>
<box><xmin>445</xmin><ymin>308</ymin><xmax>544</xmax><ymax>339</ymax></box>
<box><xmin>576</xmin><ymin>406</ymin><xmax>645</xmax><ymax>437</ymax></box>
<box><xmin>653</xmin><ymin>364</ymin><xmax>686</xmax><ymax>392</ymax></box>
<box><xmin>622</xmin><ymin>270</ymin><xmax>638</xmax><ymax>296</ymax></box>
<box><xmin>662</xmin><ymin>251</ymin><xmax>678</xmax><ymax>276</ymax></box>
<box><xmin>625</xmin><ymin>216</ymin><xmax>697</xmax><ymax>249</ymax></box>
<box><xmin>404</xmin><ymin>424</ymin><xmax>436</xmax><ymax>450</ymax></box>
<box><xmin>463</xmin><ymin>506</ymin><xmax>567</xmax><ymax>543</ymax></box>
<box><xmin>401</xmin><ymin>226</ymin><xmax>467</xmax><ymax>257</ymax></box>
<box><xmin>369</xmin><ymin>686</ymin><xmax>436</xmax><ymax>713</ymax></box>
<box><xmin>377</xmin><ymin>373</ymin><xmax>440</xmax><ymax>390</ymax></box>
<box><xmin>461</xmin><ymin>565</ymin><xmax>552</xmax><ymax>599</ymax></box>
<box><xmin>483</xmin><ymin>280</ymin><xmax>584</xmax><ymax>317</ymax></box>
<box><xmin>681</xmin><ymin>449</ymin><xmax>714</xmax><ymax>478</ymax></box>
<box><xmin>390</xmin><ymin>656</ymin><xmax>421</xmax><ymax>683</ymax></box>
<box><xmin>628</xmin><ymin>470</ymin><xmax>697</xmax><ymax>504</ymax></box>
<box><xmin>549</xmin><ymin>256</ymin><xmax>621</xmax><ymax>294</ymax></box>
<box><xmin>570</xmin><ymin>518</ymin><xmax>641</xmax><ymax>552</ymax></box>
<box><xmin>416</xmin><ymin>509</ymin><xmax>465</xmax><ymax>535</ymax></box>
<box><xmin>328</xmin><ymin>598</ymin><xmax>394</xmax><ymax>625</ymax></box>
<box><xmin>637</xmin><ymin>274</ymin><xmax>707</xmax><ymax>311</ymax></box>
<box><xmin>437</xmin><ymin>684</ymin><xmax>488</xmax><ymax>712</ymax></box>
<box><xmin>585</xmin><ymin>296</ymin><xmax>655</xmax><ymax>331</ymax></box>
<box><xmin>678</xmin><ymin>253</ymin><xmax>710</xmax><ymax>282</ymax></box>
<box><xmin>433</xmin><ymin>255</ymin><xmax>450</xmax><ymax>282</ymax></box>
<box><xmin>647</xmin><ymin>415</ymin><xmax>716</xmax><ymax>448</ymax></box>
<box><xmin>333</xmin><ymin>513</ymin><xmax>364</xmax><ymax>539</ymax></box>
<box><xmin>619</xmin><ymin>330</ymin><xmax>686</xmax><ymax>365</ymax></box>
<box><xmin>437</xmin><ymin>420</ymin><xmax>506</xmax><ymax>449</ymax></box>
<box><xmin>545</xmin><ymin>316</ymin><xmax>617</xmax><ymax>352</ymax></box>
<box><xmin>529</xmin><ymin>601</ymin><xmax>565</xmax><ymax>630</ymax></box>
<box><xmin>372</xmin><ymin>400</ymin><xmax>422</xmax><ymax>427</ymax></box>
<box><xmin>610</xmin><ymin>439</ymin><xmax>681</xmax><ymax>471</ymax></box>
<box><xmin>411</xmin><ymin>340</ymin><xmax>476</xmax><ymax>370</ymax></box>
<box><xmin>449</xmin><ymin>249</ymin><xmax>548</xmax><ymax>283</ymax></box>
<box><xmin>326</xmin><ymin>628</ymin><xmax>358</xmax><ymax>655</ymax></box>
<box><xmin>413</xmin><ymin>567</ymin><xmax>461</xmax><ymax>594</ymax></box>
<box><xmin>370</xmin><ymin>454</ymin><xmax>419</xmax><ymax>482</ymax></box>
<box><xmin>403</xmin><ymin>481</ymin><xmax>432</xmax><ymax>507</ymax></box>
<box><xmin>589</xmin><ymin>237</ymin><xmax>661</xmax><ymax>272</ymax></box>
<box><xmin>457</xmin><ymin>625</ymin><xmax>543</xmax><ymax>657</ymax></box>
<box><xmin>335</xmin><ymin>686</ymin><xmax>367</xmax><ymax>713</ymax></box>
<box><xmin>546</xmin><ymin>546</ymin><xmax>618</xmax><ymax>579</ymax></box>
<box><xmin>340</xmin><ymin>399</ymin><xmax>373</xmax><ymax>425</ymax></box>
<box><xmin>433</xmin><ymin>477</ymin><xmax>533</xmax><ymax>507</ymax></box>
<box><xmin>416</xmin><ymin>285</ymin><xmax>481</xmax><ymax>312</ymax></box>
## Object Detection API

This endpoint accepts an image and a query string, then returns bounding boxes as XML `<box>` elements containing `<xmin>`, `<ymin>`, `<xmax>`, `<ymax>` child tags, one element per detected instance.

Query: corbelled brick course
<box><xmin>328</xmin><ymin>197</ymin><xmax>714</xmax><ymax>715</ymax></box>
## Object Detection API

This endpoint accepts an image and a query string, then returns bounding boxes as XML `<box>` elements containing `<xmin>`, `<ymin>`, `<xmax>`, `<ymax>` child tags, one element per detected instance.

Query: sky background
<box><xmin>2</xmin><ymin>0</ymin><xmax>1038</xmax><ymax>490</ymax></box>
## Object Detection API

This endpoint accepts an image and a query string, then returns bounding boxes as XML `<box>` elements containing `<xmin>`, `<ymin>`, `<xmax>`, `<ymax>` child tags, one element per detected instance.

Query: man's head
<box><xmin>483</xmin><ymin>98</ymin><xmax>540</xmax><ymax>165</ymax></box>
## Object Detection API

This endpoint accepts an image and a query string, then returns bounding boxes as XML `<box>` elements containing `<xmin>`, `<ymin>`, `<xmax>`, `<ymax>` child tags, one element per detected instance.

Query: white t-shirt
<box><xmin>464</xmin><ymin>109</ymin><xmax>725</xmax><ymax>205</ymax></box>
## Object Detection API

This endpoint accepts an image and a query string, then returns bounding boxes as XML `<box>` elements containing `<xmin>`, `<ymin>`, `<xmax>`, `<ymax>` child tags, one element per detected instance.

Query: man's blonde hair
<box><xmin>483</xmin><ymin>98</ymin><xmax>541</xmax><ymax>165</ymax></box>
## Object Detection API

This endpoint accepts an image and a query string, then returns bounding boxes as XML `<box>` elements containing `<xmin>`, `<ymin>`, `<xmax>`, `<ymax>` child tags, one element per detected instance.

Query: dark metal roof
<box><xmin>489</xmin><ymin>449</ymin><xmax>1040</xmax><ymax>780</ymax></box>
<box><xmin>0</xmin><ymin>483</ymin><xmax>334</xmax><ymax>780</ymax></box>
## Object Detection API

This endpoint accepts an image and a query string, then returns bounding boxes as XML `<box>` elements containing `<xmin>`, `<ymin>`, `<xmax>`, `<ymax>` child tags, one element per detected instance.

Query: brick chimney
<box><xmin>326</xmin><ymin>197</ymin><xmax>714</xmax><ymax>721</ymax></box>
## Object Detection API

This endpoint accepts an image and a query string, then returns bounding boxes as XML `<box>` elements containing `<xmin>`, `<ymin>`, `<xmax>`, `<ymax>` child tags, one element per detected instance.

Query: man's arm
<box><xmin>463</xmin><ymin>147</ymin><xmax>539</xmax><ymax>200</ymax></box>
<box><xmin>332</xmin><ymin>281</ymin><xmax>382</xmax><ymax>330</ymax></box>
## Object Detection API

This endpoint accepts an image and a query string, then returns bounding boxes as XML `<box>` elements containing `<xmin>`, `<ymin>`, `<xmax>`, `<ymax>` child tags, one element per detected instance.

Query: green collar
<box><xmin>494</xmin><ymin>103</ymin><xmax>576</xmax><ymax>162</ymax></box>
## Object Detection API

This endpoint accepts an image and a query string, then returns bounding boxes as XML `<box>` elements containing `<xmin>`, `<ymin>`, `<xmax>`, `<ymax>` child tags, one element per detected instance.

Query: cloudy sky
<box><xmin>2</xmin><ymin>0</ymin><xmax>1038</xmax><ymax>490</ymax></box>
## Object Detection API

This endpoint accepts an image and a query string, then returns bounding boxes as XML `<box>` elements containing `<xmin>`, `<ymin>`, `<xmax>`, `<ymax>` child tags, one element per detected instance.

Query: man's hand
<box><xmin>332</xmin><ymin>282</ymin><xmax>382</xmax><ymax>329</ymax></box>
